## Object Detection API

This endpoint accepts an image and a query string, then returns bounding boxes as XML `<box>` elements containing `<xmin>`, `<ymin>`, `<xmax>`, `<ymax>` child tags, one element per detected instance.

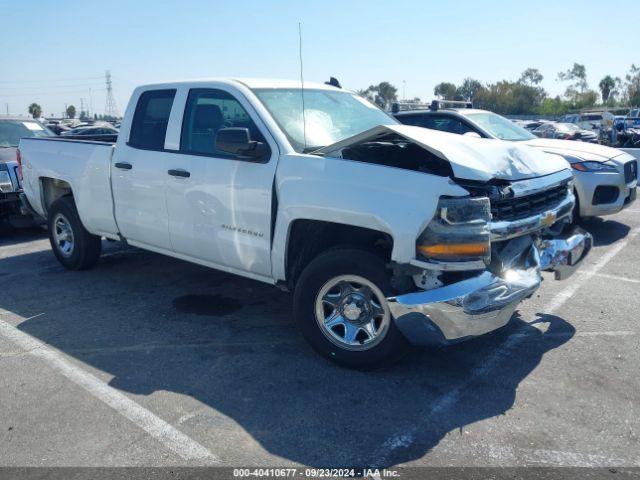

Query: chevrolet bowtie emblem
<box><xmin>541</xmin><ymin>212</ymin><xmax>556</xmax><ymax>227</ymax></box>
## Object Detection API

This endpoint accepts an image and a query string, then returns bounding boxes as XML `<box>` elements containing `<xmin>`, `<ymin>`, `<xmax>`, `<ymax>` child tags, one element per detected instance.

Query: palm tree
<box><xmin>599</xmin><ymin>76</ymin><xmax>617</xmax><ymax>102</ymax></box>
<box><xmin>28</xmin><ymin>103</ymin><xmax>42</xmax><ymax>119</ymax></box>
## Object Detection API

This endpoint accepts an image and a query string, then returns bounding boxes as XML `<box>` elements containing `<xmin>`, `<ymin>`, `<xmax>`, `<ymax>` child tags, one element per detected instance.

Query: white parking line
<box><xmin>592</xmin><ymin>272</ymin><xmax>640</xmax><ymax>284</ymax></box>
<box><xmin>374</xmin><ymin>227</ymin><xmax>640</xmax><ymax>466</ymax></box>
<box><xmin>0</xmin><ymin>315</ymin><xmax>218</xmax><ymax>464</ymax></box>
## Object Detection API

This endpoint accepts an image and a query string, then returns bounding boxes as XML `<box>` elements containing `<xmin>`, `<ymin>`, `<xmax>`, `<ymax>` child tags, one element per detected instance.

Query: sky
<box><xmin>1</xmin><ymin>0</ymin><xmax>638</xmax><ymax>118</ymax></box>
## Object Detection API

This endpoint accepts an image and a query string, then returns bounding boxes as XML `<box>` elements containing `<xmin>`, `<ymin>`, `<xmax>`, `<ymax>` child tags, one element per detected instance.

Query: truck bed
<box><xmin>19</xmin><ymin>136</ymin><xmax>119</xmax><ymax>238</ymax></box>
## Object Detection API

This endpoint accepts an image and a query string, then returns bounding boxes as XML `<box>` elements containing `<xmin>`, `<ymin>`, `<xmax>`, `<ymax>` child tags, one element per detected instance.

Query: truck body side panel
<box><xmin>271</xmin><ymin>153</ymin><xmax>469</xmax><ymax>282</ymax></box>
<box><xmin>20</xmin><ymin>138</ymin><xmax>119</xmax><ymax>237</ymax></box>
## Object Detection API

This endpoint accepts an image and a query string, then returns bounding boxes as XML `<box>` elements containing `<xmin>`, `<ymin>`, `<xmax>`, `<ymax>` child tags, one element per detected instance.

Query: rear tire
<box><xmin>293</xmin><ymin>248</ymin><xmax>408</xmax><ymax>369</ymax></box>
<box><xmin>48</xmin><ymin>196</ymin><xmax>101</xmax><ymax>270</ymax></box>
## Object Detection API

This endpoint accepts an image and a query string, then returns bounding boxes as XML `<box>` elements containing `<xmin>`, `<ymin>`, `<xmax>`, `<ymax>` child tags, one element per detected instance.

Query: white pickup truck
<box><xmin>18</xmin><ymin>78</ymin><xmax>592</xmax><ymax>367</ymax></box>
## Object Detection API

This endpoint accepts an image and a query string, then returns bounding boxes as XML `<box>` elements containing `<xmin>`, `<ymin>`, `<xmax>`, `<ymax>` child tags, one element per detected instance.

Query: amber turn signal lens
<box><xmin>417</xmin><ymin>243</ymin><xmax>489</xmax><ymax>258</ymax></box>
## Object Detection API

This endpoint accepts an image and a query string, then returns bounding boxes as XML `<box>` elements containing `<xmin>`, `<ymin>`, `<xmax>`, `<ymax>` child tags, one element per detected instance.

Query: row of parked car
<box><xmin>514</xmin><ymin>119</ymin><xmax>599</xmax><ymax>143</ymax></box>
<box><xmin>41</xmin><ymin>119</ymin><xmax>120</xmax><ymax>137</ymax></box>
<box><xmin>513</xmin><ymin>109</ymin><xmax>640</xmax><ymax>148</ymax></box>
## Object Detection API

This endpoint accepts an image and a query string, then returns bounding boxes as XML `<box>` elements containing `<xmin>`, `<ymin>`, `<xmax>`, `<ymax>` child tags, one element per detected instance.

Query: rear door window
<box><xmin>128</xmin><ymin>89</ymin><xmax>176</xmax><ymax>150</ymax></box>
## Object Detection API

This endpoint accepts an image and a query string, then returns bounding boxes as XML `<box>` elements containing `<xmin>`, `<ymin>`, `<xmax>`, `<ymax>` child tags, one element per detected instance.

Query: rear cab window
<box><xmin>128</xmin><ymin>89</ymin><xmax>177</xmax><ymax>150</ymax></box>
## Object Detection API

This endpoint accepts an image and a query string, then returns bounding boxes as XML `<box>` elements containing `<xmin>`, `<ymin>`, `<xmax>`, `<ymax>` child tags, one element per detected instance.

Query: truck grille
<box><xmin>625</xmin><ymin>160</ymin><xmax>637</xmax><ymax>184</ymax></box>
<box><xmin>491</xmin><ymin>183</ymin><xmax>569</xmax><ymax>222</ymax></box>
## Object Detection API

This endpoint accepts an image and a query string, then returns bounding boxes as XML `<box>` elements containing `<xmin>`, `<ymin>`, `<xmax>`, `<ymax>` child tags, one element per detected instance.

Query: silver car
<box><xmin>522</xmin><ymin>138</ymin><xmax>637</xmax><ymax>217</ymax></box>
<box><xmin>394</xmin><ymin>106</ymin><xmax>638</xmax><ymax>219</ymax></box>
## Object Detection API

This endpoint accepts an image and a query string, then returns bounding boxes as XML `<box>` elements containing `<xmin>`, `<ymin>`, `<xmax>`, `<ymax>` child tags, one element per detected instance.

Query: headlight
<box><xmin>0</xmin><ymin>170</ymin><xmax>14</xmax><ymax>193</ymax></box>
<box><xmin>571</xmin><ymin>161</ymin><xmax>617</xmax><ymax>172</ymax></box>
<box><xmin>416</xmin><ymin>196</ymin><xmax>491</xmax><ymax>264</ymax></box>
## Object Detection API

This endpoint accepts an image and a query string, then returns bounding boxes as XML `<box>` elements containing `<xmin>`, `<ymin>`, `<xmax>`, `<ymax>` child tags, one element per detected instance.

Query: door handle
<box><xmin>168</xmin><ymin>169</ymin><xmax>191</xmax><ymax>178</ymax></box>
<box><xmin>114</xmin><ymin>162</ymin><xmax>132</xmax><ymax>170</ymax></box>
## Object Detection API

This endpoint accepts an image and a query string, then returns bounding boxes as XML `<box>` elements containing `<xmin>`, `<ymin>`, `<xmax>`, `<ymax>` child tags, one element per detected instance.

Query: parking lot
<box><xmin>1</xmin><ymin>207</ymin><xmax>639</xmax><ymax>469</ymax></box>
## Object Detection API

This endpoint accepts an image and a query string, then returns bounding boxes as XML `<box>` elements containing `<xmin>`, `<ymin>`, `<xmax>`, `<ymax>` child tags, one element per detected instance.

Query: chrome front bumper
<box><xmin>388</xmin><ymin>229</ymin><xmax>592</xmax><ymax>345</ymax></box>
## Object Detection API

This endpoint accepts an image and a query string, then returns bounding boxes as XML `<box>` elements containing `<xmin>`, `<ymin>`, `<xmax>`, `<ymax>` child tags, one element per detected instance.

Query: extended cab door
<box><xmin>163</xmin><ymin>85</ymin><xmax>279</xmax><ymax>278</ymax></box>
<box><xmin>110</xmin><ymin>89</ymin><xmax>177</xmax><ymax>251</ymax></box>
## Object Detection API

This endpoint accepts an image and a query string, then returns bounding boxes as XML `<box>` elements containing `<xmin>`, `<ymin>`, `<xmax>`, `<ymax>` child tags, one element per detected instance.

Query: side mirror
<box><xmin>463</xmin><ymin>131</ymin><xmax>481</xmax><ymax>138</ymax></box>
<box><xmin>215</xmin><ymin>127</ymin><xmax>267</xmax><ymax>160</ymax></box>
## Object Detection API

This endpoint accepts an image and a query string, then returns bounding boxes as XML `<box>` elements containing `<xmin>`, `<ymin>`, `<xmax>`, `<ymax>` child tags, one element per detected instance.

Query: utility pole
<box><xmin>104</xmin><ymin>70</ymin><xmax>119</xmax><ymax>118</ymax></box>
<box><xmin>5</xmin><ymin>103</ymin><xmax>8</xmax><ymax>115</ymax></box>
<box><xmin>80</xmin><ymin>98</ymin><xmax>85</xmax><ymax>119</ymax></box>
<box><xmin>403</xmin><ymin>80</ymin><xmax>406</xmax><ymax>101</ymax></box>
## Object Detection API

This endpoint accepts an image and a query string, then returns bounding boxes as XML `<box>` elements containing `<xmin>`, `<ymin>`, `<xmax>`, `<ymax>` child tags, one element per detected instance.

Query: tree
<box><xmin>519</xmin><ymin>68</ymin><xmax>543</xmax><ymax>86</ymax></box>
<box><xmin>375</xmin><ymin>82</ymin><xmax>398</xmax><ymax>109</ymax></box>
<box><xmin>598</xmin><ymin>75</ymin><xmax>616</xmax><ymax>102</ymax></box>
<box><xmin>433</xmin><ymin>82</ymin><xmax>457</xmax><ymax>100</ymax></box>
<box><xmin>537</xmin><ymin>96</ymin><xmax>569</xmax><ymax>116</ymax></box>
<box><xmin>356</xmin><ymin>88</ymin><xmax>375</xmax><ymax>102</ymax></box>
<box><xmin>625</xmin><ymin>64</ymin><xmax>640</xmax><ymax>106</ymax></box>
<box><xmin>28</xmin><ymin>103</ymin><xmax>42</xmax><ymax>119</ymax></box>
<box><xmin>456</xmin><ymin>78</ymin><xmax>482</xmax><ymax>102</ymax></box>
<box><xmin>357</xmin><ymin>82</ymin><xmax>398</xmax><ymax>109</ymax></box>
<box><xmin>66</xmin><ymin>105</ymin><xmax>76</xmax><ymax>119</ymax></box>
<box><xmin>558</xmin><ymin>63</ymin><xmax>588</xmax><ymax>93</ymax></box>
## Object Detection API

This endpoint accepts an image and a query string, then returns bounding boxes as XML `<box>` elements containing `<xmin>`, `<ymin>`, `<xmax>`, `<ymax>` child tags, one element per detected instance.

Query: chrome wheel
<box><xmin>314</xmin><ymin>275</ymin><xmax>391</xmax><ymax>351</ymax></box>
<box><xmin>52</xmin><ymin>213</ymin><xmax>74</xmax><ymax>258</ymax></box>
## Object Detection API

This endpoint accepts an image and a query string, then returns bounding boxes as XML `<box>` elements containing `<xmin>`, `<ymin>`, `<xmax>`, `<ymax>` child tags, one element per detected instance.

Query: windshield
<box><xmin>253</xmin><ymin>88</ymin><xmax>397</xmax><ymax>152</ymax></box>
<box><xmin>0</xmin><ymin>119</ymin><xmax>51</xmax><ymax>147</ymax></box>
<box><xmin>466</xmin><ymin>112</ymin><xmax>537</xmax><ymax>141</ymax></box>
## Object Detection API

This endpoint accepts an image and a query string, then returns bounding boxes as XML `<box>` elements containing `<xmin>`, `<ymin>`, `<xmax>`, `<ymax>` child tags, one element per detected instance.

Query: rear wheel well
<box><xmin>40</xmin><ymin>177</ymin><xmax>73</xmax><ymax>214</ymax></box>
<box><xmin>285</xmin><ymin>219</ymin><xmax>393</xmax><ymax>289</ymax></box>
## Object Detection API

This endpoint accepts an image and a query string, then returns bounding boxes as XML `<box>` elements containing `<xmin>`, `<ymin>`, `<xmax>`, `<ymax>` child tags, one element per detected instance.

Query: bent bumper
<box><xmin>388</xmin><ymin>230</ymin><xmax>592</xmax><ymax>346</ymax></box>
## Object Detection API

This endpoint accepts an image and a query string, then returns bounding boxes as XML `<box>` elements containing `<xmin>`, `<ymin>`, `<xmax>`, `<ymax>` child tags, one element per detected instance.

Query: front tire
<box><xmin>293</xmin><ymin>248</ymin><xmax>408</xmax><ymax>369</ymax></box>
<box><xmin>48</xmin><ymin>196</ymin><xmax>101</xmax><ymax>270</ymax></box>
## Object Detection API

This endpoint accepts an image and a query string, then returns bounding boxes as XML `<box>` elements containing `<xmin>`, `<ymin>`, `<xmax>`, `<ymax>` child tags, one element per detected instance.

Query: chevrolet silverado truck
<box><xmin>18</xmin><ymin>79</ymin><xmax>592</xmax><ymax>367</ymax></box>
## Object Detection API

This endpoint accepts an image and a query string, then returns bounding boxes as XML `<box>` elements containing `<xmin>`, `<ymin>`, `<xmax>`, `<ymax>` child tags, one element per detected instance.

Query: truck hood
<box><xmin>523</xmin><ymin>138</ymin><xmax>631</xmax><ymax>162</ymax></box>
<box><xmin>316</xmin><ymin>125</ymin><xmax>569</xmax><ymax>181</ymax></box>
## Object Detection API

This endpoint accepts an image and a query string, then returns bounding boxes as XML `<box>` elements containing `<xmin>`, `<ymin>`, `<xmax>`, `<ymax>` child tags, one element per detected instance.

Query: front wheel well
<box><xmin>285</xmin><ymin>219</ymin><xmax>393</xmax><ymax>289</ymax></box>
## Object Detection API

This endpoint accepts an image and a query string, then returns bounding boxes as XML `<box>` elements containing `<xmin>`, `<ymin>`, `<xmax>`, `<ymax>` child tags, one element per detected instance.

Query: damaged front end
<box><xmin>388</xmin><ymin>172</ymin><xmax>592</xmax><ymax>346</ymax></box>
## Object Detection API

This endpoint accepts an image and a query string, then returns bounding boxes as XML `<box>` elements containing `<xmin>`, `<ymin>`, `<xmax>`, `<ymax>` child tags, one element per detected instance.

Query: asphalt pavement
<box><xmin>0</xmin><ymin>207</ymin><xmax>639</xmax><ymax>469</ymax></box>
